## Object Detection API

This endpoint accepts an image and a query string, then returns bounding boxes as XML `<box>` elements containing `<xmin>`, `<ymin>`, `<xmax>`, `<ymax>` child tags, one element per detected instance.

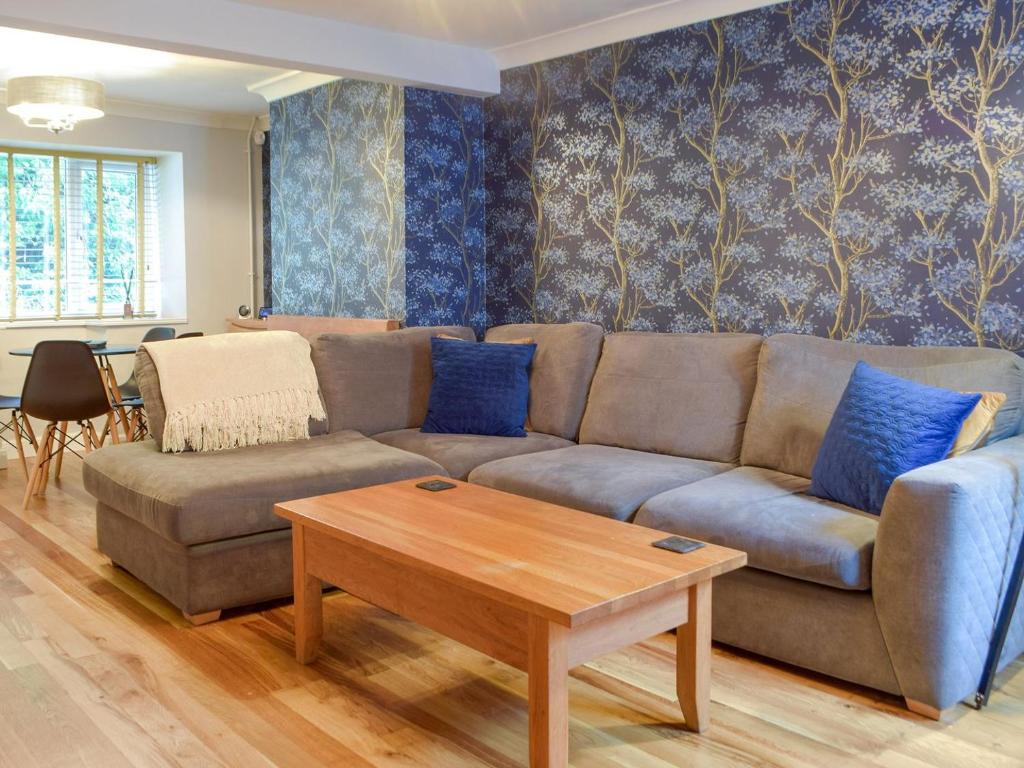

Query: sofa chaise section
<box><xmin>372</xmin><ymin>322</ymin><xmax>604</xmax><ymax>479</ymax></box>
<box><xmin>83</xmin><ymin>326</ymin><xmax>481</xmax><ymax>622</ymax></box>
<box><xmin>84</xmin><ymin>431</ymin><xmax>444</xmax><ymax>619</ymax></box>
<box><xmin>83</xmin><ymin>431</ymin><xmax>443</xmax><ymax>547</ymax></box>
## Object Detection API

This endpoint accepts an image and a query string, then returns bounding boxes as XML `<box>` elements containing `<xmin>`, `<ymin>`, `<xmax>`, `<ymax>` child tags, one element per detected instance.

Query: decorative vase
<box><xmin>123</xmin><ymin>302</ymin><xmax>134</xmax><ymax>319</ymax></box>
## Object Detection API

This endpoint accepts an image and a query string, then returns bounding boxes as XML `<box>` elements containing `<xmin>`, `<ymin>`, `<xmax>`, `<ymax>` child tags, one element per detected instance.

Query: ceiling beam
<box><xmin>0</xmin><ymin>0</ymin><xmax>500</xmax><ymax>96</ymax></box>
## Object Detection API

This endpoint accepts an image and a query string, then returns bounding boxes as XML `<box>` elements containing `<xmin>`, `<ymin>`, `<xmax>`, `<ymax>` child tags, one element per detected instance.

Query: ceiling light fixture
<box><xmin>5</xmin><ymin>76</ymin><xmax>105</xmax><ymax>134</ymax></box>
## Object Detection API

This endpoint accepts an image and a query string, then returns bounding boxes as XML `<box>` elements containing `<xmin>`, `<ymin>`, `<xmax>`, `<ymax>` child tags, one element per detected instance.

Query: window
<box><xmin>0</xmin><ymin>147</ymin><xmax>160</xmax><ymax>321</ymax></box>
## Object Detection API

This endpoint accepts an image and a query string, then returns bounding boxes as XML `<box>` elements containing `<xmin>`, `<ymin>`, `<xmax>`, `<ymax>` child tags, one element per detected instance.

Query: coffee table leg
<box><xmin>677</xmin><ymin>580</ymin><xmax>711</xmax><ymax>733</ymax></box>
<box><xmin>292</xmin><ymin>525</ymin><xmax>323</xmax><ymax>664</ymax></box>
<box><xmin>528</xmin><ymin>615</ymin><xmax>569</xmax><ymax>768</ymax></box>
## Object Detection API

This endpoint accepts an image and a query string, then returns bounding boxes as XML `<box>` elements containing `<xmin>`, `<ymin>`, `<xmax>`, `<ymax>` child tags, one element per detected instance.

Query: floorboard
<box><xmin>0</xmin><ymin>455</ymin><xmax>1020</xmax><ymax>767</ymax></box>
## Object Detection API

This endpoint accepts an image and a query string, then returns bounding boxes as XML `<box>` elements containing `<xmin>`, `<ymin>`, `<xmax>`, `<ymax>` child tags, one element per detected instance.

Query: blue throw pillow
<box><xmin>422</xmin><ymin>337</ymin><xmax>536</xmax><ymax>437</ymax></box>
<box><xmin>808</xmin><ymin>361</ymin><xmax>981</xmax><ymax>515</ymax></box>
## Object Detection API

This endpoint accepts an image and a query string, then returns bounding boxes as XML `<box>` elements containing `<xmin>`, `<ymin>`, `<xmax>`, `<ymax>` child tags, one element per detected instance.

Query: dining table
<box><xmin>8</xmin><ymin>342</ymin><xmax>139</xmax><ymax>441</ymax></box>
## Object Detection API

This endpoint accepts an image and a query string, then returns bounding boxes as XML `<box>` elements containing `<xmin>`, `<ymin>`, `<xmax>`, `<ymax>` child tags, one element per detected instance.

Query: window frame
<box><xmin>0</xmin><ymin>145</ymin><xmax>158</xmax><ymax>322</ymax></box>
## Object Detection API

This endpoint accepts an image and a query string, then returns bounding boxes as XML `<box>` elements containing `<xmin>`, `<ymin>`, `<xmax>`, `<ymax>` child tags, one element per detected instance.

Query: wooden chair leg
<box><xmin>53</xmin><ymin>421</ymin><xmax>68</xmax><ymax>479</ymax></box>
<box><xmin>11</xmin><ymin>411</ymin><xmax>28</xmax><ymax>480</ymax></box>
<box><xmin>23</xmin><ymin>424</ymin><xmax>53</xmax><ymax>509</ymax></box>
<box><xmin>32</xmin><ymin>428</ymin><xmax>50</xmax><ymax>495</ymax></box>
<box><xmin>109</xmin><ymin>373</ymin><xmax>131</xmax><ymax>442</ymax></box>
<box><xmin>21</xmin><ymin>415</ymin><xmax>37</xmax><ymax>450</ymax></box>
<box><xmin>36</xmin><ymin>426</ymin><xmax>56</xmax><ymax>497</ymax></box>
<box><xmin>107</xmin><ymin>412</ymin><xmax>120</xmax><ymax>445</ymax></box>
<box><xmin>82</xmin><ymin>421</ymin><xmax>93</xmax><ymax>454</ymax></box>
<box><xmin>127</xmin><ymin>408</ymin><xmax>140</xmax><ymax>441</ymax></box>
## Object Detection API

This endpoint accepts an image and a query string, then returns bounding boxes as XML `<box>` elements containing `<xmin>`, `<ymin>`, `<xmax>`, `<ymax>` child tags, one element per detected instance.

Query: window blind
<box><xmin>0</xmin><ymin>147</ymin><xmax>160</xmax><ymax>321</ymax></box>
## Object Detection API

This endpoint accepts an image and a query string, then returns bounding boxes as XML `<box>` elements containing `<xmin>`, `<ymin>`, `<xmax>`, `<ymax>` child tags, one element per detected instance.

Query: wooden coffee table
<box><xmin>275</xmin><ymin>477</ymin><xmax>746</xmax><ymax>768</ymax></box>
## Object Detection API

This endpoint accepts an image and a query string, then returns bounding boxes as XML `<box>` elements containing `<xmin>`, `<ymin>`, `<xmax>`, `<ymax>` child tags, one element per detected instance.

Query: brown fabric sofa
<box><xmin>81</xmin><ymin>323</ymin><xmax>1024</xmax><ymax>716</ymax></box>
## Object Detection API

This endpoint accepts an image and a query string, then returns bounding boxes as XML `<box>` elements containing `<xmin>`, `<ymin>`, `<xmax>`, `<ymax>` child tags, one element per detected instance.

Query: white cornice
<box><xmin>0</xmin><ymin>87</ymin><xmax>260</xmax><ymax>130</ymax></box>
<box><xmin>491</xmin><ymin>0</ymin><xmax>785</xmax><ymax>70</ymax></box>
<box><xmin>247</xmin><ymin>71</ymin><xmax>339</xmax><ymax>102</ymax></box>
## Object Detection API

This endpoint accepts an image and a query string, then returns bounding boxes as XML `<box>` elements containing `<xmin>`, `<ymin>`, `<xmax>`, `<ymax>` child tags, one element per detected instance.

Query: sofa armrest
<box><xmin>873</xmin><ymin>434</ymin><xmax>1024</xmax><ymax>710</ymax></box>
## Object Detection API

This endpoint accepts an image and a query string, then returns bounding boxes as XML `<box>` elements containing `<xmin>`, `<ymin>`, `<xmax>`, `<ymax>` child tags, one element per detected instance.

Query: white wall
<box><xmin>0</xmin><ymin>110</ymin><xmax>253</xmax><ymax>443</ymax></box>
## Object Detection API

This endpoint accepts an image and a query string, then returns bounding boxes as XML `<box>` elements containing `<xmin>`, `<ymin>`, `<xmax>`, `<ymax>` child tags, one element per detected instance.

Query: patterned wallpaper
<box><xmin>485</xmin><ymin>0</ymin><xmax>1024</xmax><ymax>349</ymax></box>
<box><xmin>404</xmin><ymin>88</ymin><xmax>488</xmax><ymax>333</ymax></box>
<box><xmin>269</xmin><ymin>80</ymin><xmax>406</xmax><ymax>318</ymax></box>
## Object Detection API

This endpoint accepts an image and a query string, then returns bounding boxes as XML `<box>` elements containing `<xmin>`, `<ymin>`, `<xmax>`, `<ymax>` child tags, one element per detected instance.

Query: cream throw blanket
<box><xmin>144</xmin><ymin>330</ymin><xmax>326</xmax><ymax>453</ymax></box>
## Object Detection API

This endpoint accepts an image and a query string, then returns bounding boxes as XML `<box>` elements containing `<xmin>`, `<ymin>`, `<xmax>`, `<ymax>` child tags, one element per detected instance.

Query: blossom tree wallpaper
<box><xmin>270</xmin><ymin>80</ymin><xmax>406</xmax><ymax>318</ymax></box>
<box><xmin>404</xmin><ymin>88</ymin><xmax>487</xmax><ymax>333</ymax></box>
<box><xmin>265</xmin><ymin>0</ymin><xmax>1023</xmax><ymax>350</ymax></box>
<box><xmin>485</xmin><ymin>0</ymin><xmax>1024</xmax><ymax>349</ymax></box>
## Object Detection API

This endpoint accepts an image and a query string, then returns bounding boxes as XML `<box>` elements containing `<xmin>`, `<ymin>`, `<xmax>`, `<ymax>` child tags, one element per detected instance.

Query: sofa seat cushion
<box><xmin>468</xmin><ymin>444</ymin><xmax>731</xmax><ymax>521</ymax></box>
<box><xmin>82</xmin><ymin>430</ymin><xmax>445</xmax><ymax>546</ymax></box>
<box><xmin>373</xmin><ymin>428</ymin><xmax>573</xmax><ymax>481</ymax></box>
<box><xmin>634</xmin><ymin>466</ymin><xmax>878</xmax><ymax>590</ymax></box>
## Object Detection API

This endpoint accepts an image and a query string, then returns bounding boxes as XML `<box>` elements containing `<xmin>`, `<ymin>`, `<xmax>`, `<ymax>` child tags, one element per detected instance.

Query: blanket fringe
<box><xmin>161</xmin><ymin>388</ymin><xmax>326</xmax><ymax>453</ymax></box>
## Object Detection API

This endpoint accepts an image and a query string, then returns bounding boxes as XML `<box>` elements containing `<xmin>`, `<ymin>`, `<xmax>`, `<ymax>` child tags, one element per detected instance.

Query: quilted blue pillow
<box><xmin>809</xmin><ymin>361</ymin><xmax>981</xmax><ymax>515</ymax></box>
<box><xmin>422</xmin><ymin>337</ymin><xmax>536</xmax><ymax>437</ymax></box>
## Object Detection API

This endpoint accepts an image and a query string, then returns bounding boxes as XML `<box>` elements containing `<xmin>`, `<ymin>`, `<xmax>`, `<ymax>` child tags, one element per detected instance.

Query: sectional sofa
<box><xmin>81</xmin><ymin>322</ymin><xmax>1024</xmax><ymax>716</ymax></box>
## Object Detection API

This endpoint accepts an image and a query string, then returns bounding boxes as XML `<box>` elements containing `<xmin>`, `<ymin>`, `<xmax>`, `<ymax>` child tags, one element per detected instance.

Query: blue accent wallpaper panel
<box><xmin>404</xmin><ymin>87</ymin><xmax>487</xmax><ymax>334</ymax></box>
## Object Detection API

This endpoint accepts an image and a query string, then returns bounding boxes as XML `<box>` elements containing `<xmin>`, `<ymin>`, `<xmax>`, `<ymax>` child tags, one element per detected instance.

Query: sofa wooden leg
<box><xmin>183</xmin><ymin>610</ymin><xmax>222</xmax><ymax>626</ymax></box>
<box><xmin>905</xmin><ymin>697</ymin><xmax>945</xmax><ymax>721</ymax></box>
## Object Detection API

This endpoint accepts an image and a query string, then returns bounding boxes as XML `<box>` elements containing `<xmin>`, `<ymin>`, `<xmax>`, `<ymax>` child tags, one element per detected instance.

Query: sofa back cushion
<box><xmin>484</xmin><ymin>322</ymin><xmax>604</xmax><ymax>440</ymax></box>
<box><xmin>312</xmin><ymin>325</ymin><xmax>474</xmax><ymax>435</ymax></box>
<box><xmin>135</xmin><ymin>347</ymin><xmax>166</xmax><ymax>448</ymax></box>
<box><xmin>741</xmin><ymin>333</ymin><xmax>1024</xmax><ymax>478</ymax></box>
<box><xmin>578</xmin><ymin>332</ymin><xmax>763</xmax><ymax>463</ymax></box>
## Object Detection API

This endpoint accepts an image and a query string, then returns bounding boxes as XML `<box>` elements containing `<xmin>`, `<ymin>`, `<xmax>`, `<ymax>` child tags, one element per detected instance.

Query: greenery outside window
<box><xmin>0</xmin><ymin>146</ymin><xmax>160</xmax><ymax>321</ymax></box>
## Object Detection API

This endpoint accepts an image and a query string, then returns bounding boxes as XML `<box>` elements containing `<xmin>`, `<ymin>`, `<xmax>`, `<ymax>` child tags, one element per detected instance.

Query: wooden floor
<box><xmin>0</xmin><ymin>455</ymin><xmax>1021</xmax><ymax>768</ymax></box>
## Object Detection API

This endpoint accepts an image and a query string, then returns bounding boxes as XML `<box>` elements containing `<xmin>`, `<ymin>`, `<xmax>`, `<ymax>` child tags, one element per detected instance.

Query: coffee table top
<box><xmin>275</xmin><ymin>477</ymin><xmax>746</xmax><ymax>628</ymax></box>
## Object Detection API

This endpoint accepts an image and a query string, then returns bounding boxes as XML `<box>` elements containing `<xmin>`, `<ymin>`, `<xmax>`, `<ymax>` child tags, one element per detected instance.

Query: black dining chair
<box><xmin>0</xmin><ymin>394</ymin><xmax>37</xmax><ymax>479</ymax></box>
<box><xmin>177</xmin><ymin>331</ymin><xmax>204</xmax><ymax>339</ymax></box>
<box><xmin>112</xmin><ymin>326</ymin><xmax>176</xmax><ymax>442</ymax></box>
<box><xmin>20</xmin><ymin>341</ymin><xmax>119</xmax><ymax>509</ymax></box>
<box><xmin>118</xmin><ymin>326</ymin><xmax>176</xmax><ymax>400</ymax></box>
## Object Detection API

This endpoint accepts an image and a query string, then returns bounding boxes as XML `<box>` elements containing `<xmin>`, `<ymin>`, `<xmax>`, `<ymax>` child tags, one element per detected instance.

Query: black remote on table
<box><xmin>651</xmin><ymin>536</ymin><xmax>705</xmax><ymax>555</ymax></box>
<box><xmin>416</xmin><ymin>479</ymin><xmax>457</xmax><ymax>492</ymax></box>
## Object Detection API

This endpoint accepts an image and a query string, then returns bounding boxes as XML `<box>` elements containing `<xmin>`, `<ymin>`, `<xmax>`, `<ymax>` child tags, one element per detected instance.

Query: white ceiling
<box><xmin>231</xmin><ymin>0</ymin><xmax>668</xmax><ymax>50</ymax></box>
<box><xmin>0</xmin><ymin>26</ymin><xmax>290</xmax><ymax>116</ymax></box>
<box><xmin>0</xmin><ymin>0</ymin><xmax>779</xmax><ymax>115</ymax></box>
